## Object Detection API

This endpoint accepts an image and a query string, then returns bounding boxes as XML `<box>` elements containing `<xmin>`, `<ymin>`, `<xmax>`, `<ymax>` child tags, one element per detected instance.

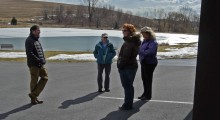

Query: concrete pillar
<box><xmin>193</xmin><ymin>0</ymin><xmax>220</xmax><ymax>120</ymax></box>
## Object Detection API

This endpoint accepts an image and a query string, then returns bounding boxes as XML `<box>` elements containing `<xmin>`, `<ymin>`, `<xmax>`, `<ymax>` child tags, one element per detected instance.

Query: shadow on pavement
<box><xmin>58</xmin><ymin>92</ymin><xmax>103</xmax><ymax>109</ymax></box>
<box><xmin>184</xmin><ymin>110</ymin><xmax>193</xmax><ymax>120</ymax></box>
<box><xmin>0</xmin><ymin>103</ymin><xmax>32</xmax><ymax>120</ymax></box>
<box><xmin>101</xmin><ymin>100</ymin><xmax>148</xmax><ymax>120</ymax></box>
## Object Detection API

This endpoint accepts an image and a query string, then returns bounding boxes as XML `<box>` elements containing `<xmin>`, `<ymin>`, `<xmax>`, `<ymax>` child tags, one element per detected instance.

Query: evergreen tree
<box><xmin>11</xmin><ymin>17</ymin><xmax>17</xmax><ymax>25</ymax></box>
<box><xmin>113</xmin><ymin>22</ymin><xmax>119</xmax><ymax>29</ymax></box>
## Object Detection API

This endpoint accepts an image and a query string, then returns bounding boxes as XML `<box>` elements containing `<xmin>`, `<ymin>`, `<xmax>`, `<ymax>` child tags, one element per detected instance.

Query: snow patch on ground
<box><xmin>158</xmin><ymin>43</ymin><xmax>198</xmax><ymax>58</ymax></box>
<box><xmin>47</xmin><ymin>54</ymin><xmax>119</xmax><ymax>61</ymax></box>
<box><xmin>156</xmin><ymin>33</ymin><xmax>198</xmax><ymax>45</ymax></box>
<box><xmin>48</xmin><ymin>54</ymin><xmax>96</xmax><ymax>61</ymax></box>
<box><xmin>0</xmin><ymin>52</ymin><xmax>26</xmax><ymax>58</ymax></box>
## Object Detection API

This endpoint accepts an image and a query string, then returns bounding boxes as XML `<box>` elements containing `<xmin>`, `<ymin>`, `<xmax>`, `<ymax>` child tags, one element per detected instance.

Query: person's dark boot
<box><xmin>141</xmin><ymin>97</ymin><xmax>151</xmax><ymax>101</ymax></box>
<box><xmin>105</xmin><ymin>89</ymin><xmax>110</xmax><ymax>92</ymax></box>
<box><xmin>28</xmin><ymin>93</ymin><xmax>38</xmax><ymax>105</ymax></box>
<box><xmin>98</xmin><ymin>89</ymin><xmax>103</xmax><ymax>93</ymax></box>
<box><xmin>138</xmin><ymin>93</ymin><xmax>145</xmax><ymax>99</ymax></box>
<box><xmin>138</xmin><ymin>96</ymin><xmax>144</xmax><ymax>99</ymax></box>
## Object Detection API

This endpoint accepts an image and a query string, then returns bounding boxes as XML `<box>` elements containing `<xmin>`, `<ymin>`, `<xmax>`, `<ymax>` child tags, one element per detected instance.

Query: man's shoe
<box><xmin>36</xmin><ymin>99</ymin><xmax>43</xmax><ymax>104</ymax></box>
<box><xmin>28</xmin><ymin>94</ymin><xmax>37</xmax><ymax>105</ymax></box>
<box><xmin>105</xmin><ymin>89</ymin><xmax>110</xmax><ymax>92</ymax></box>
<box><xmin>31</xmin><ymin>100</ymin><xmax>38</xmax><ymax>105</ymax></box>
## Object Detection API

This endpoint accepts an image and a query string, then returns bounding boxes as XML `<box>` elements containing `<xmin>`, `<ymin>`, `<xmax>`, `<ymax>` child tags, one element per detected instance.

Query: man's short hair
<box><xmin>30</xmin><ymin>25</ymin><xmax>39</xmax><ymax>32</ymax></box>
<box><xmin>101</xmin><ymin>33</ymin><xmax>108</xmax><ymax>38</ymax></box>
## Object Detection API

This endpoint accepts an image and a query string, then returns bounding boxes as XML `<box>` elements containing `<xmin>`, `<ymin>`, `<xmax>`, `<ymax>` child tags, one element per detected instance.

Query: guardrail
<box><xmin>0</xmin><ymin>44</ymin><xmax>14</xmax><ymax>50</ymax></box>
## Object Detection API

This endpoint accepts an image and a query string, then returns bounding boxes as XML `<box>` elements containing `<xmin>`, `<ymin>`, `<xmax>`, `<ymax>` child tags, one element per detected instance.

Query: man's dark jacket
<box><xmin>25</xmin><ymin>33</ymin><xmax>46</xmax><ymax>67</ymax></box>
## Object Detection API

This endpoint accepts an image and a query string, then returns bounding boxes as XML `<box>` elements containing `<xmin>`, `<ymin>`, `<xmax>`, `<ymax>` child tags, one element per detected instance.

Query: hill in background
<box><xmin>0</xmin><ymin>0</ymin><xmax>200</xmax><ymax>34</ymax></box>
<box><xmin>0</xmin><ymin>0</ymin><xmax>74</xmax><ymax>17</ymax></box>
<box><xmin>0</xmin><ymin>0</ymin><xmax>76</xmax><ymax>27</ymax></box>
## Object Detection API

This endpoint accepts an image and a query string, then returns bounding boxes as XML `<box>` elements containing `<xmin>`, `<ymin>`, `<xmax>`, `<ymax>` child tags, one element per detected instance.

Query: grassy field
<box><xmin>0</xmin><ymin>0</ymin><xmax>76</xmax><ymax>17</ymax></box>
<box><xmin>158</xmin><ymin>42</ymin><xmax>197</xmax><ymax>52</ymax></box>
<box><xmin>0</xmin><ymin>0</ymin><xmax>77</xmax><ymax>28</ymax></box>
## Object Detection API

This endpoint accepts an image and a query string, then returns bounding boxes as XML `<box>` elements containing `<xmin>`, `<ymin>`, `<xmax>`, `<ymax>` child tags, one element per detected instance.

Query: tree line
<box><xmin>40</xmin><ymin>0</ymin><xmax>200</xmax><ymax>34</ymax></box>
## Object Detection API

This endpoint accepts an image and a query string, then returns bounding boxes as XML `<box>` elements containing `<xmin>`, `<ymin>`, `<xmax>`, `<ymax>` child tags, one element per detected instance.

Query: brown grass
<box><xmin>0</xmin><ymin>0</ymin><xmax>77</xmax><ymax>27</ymax></box>
<box><xmin>44</xmin><ymin>51</ymin><xmax>92</xmax><ymax>58</ymax></box>
<box><xmin>0</xmin><ymin>58</ymin><xmax>26</xmax><ymax>62</ymax></box>
<box><xmin>158</xmin><ymin>42</ymin><xmax>197</xmax><ymax>52</ymax></box>
<box><xmin>0</xmin><ymin>0</ymin><xmax>76</xmax><ymax>18</ymax></box>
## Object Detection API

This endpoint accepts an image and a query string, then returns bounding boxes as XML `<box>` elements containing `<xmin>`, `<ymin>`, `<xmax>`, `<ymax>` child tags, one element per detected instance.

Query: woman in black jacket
<box><xmin>117</xmin><ymin>24</ymin><xmax>141</xmax><ymax>110</ymax></box>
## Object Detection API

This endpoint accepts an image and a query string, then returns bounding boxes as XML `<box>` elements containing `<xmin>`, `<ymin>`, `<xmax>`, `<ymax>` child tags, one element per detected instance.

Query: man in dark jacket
<box><xmin>93</xmin><ymin>33</ymin><xmax>116</xmax><ymax>92</ymax></box>
<box><xmin>25</xmin><ymin>25</ymin><xmax>48</xmax><ymax>105</ymax></box>
<box><xmin>117</xmin><ymin>24</ymin><xmax>141</xmax><ymax>110</ymax></box>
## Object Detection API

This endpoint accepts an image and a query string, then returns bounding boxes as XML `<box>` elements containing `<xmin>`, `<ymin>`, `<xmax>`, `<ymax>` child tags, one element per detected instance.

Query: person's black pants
<box><xmin>97</xmin><ymin>64</ymin><xmax>111</xmax><ymax>90</ymax></box>
<box><xmin>141</xmin><ymin>63</ymin><xmax>157</xmax><ymax>99</ymax></box>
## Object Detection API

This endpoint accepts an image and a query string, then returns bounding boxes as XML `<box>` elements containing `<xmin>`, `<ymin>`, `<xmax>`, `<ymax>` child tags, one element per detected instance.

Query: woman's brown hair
<box><xmin>122</xmin><ymin>23</ymin><xmax>136</xmax><ymax>34</ymax></box>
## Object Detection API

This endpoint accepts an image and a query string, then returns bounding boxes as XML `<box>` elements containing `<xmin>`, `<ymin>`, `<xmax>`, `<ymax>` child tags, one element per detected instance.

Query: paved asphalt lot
<box><xmin>0</xmin><ymin>60</ymin><xmax>195</xmax><ymax>120</ymax></box>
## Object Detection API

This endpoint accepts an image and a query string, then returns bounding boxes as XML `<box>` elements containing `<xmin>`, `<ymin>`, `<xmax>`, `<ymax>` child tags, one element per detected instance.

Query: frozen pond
<box><xmin>0</xmin><ymin>36</ymin><xmax>123</xmax><ymax>51</ymax></box>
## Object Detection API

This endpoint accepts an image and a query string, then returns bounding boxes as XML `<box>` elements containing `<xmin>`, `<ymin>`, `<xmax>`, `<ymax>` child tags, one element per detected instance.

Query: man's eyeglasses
<box><xmin>103</xmin><ymin>37</ymin><xmax>108</xmax><ymax>38</ymax></box>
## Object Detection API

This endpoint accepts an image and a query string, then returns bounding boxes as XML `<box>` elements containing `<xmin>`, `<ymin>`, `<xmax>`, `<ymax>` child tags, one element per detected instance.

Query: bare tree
<box><xmin>75</xmin><ymin>6</ymin><xmax>87</xmax><ymax>27</ymax></box>
<box><xmin>108</xmin><ymin>4</ymin><xmax>115</xmax><ymax>11</ymax></box>
<box><xmin>152</xmin><ymin>9</ymin><xmax>166</xmax><ymax>32</ymax></box>
<box><xmin>190</xmin><ymin>14</ymin><xmax>200</xmax><ymax>33</ymax></box>
<box><xmin>42</xmin><ymin>5</ymin><xmax>50</xmax><ymax>20</ymax></box>
<box><xmin>179</xmin><ymin>6</ymin><xmax>194</xmax><ymax>30</ymax></box>
<box><xmin>82</xmin><ymin>0</ymin><xmax>99</xmax><ymax>27</ymax></box>
<box><xmin>167</xmin><ymin>12</ymin><xmax>176</xmax><ymax>32</ymax></box>
<box><xmin>116</xmin><ymin>8</ymin><xmax>124</xmax><ymax>26</ymax></box>
<box><xmin>49</xmin><ymin>6</ymin><xmax>56</xmax><ymax>20</ymax></box>
<box><xmin>38</xmin><ymin>1</ymin><xmax>200</xmax><ymax>33</ymax></box>
<box><xmin>64</xmin><ymin>7</ymin><xmax>75</xmax><ymax>26</ymax></box>
<box><xmin>157</xmin><ymin>9</ymin><xmax>166</xmax><ymax>32</ymax></box>
<box><xmin>55</xmin><ymin>5</ymin><xmax>65</xmax><ymax>23</ymax></box>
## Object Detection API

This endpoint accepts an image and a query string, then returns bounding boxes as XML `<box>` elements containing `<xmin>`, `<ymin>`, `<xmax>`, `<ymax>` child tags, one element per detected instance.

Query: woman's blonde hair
<box><xmin>140</xmin><ymin>26</ymin><xmax>156</xmax><ymax>39</ymax></box>
<box><xmin>122</xmin><ymin>23</ymin><xmax>136</xmax><ymax>34</ymax></box>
